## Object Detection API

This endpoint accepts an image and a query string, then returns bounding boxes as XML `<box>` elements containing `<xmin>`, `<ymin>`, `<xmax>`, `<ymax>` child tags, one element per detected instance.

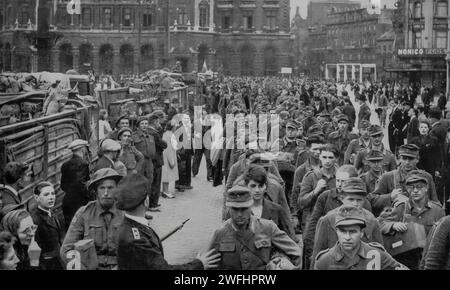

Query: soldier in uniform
<box><xmin>107</xmin><ymin>115</ymin><xmax>130</xmax><ymax>141</ymax></box>
<box><xmin>357</xmin><ymin>94</ymin><xmax>371</xmax><ymax>130</ymax></box>
<box><xmin>360</xmin><ymin>150</ymin><xmax>385</xmax><ymax>194</ymax></box>
<box><xmin>60</xmin><ymin>168</ymin><xmax>124</xmax><ymax>270</ymax></box>
<box><xmin>311</xmin><ymin>178</ymin><xmax>383</xmax><ymax>268</ymax></box>
<box><xmin>378</xmin><ymin>171</ymin><xmax>445</xmax><ymax>269</ymax></box>
<box><xmin>299</xmin><ymin>144</ymin><xmax>339</xmax><ymax>233</ymax></box>
<box><xmin>209</xmin><ymin>185</ymin><xmax>302</xmax><ymax>270</ymax></box>
<box><xmin>317</xmin><ymin>111</ymin><xmax>334</xmax><ymax>137</ymax></box>
<box><xmin>344</xmin><ymin>120</ymin><xmax>371</xmax><ymax>165</ymax></box>
<box><xmin>354</xmin><ymin>124</ymin><xmax>396</xmax><ymax>174</ymax></box>
<box><xmin>314</xmin><ymin>205</ymin><xmax>407</xmax><ymax>270</ymax></box>
<box><xmin>117</xmin><ymin>127</ymin><xmax>144</xmax><ymax>175</ymax></box>
<box><xmin>61</xmin><ymin>139</ymin><xmax>91</xmax><ymax>230</ymax></box>
<box><xmin>328</xmin><ymin>114</ymin><xmax>358</xmax><ymax>166</ymax></box>
<box><xmin>132</xmin><ymin>117</ymin><xmax>157</xmax><ymax>209</ymax></box>
<box><xmin>372</xmin><ymin>144</ymin><xmax>439</xmax><ymax>216</ymax></box>
<box><xmin>115</xmin><ymin>173</ymin><xmax>221</xmax><ymax>270</ymax></box>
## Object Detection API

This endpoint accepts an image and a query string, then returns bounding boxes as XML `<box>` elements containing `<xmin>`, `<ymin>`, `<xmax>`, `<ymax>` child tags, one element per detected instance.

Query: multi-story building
<box><xmin>388</xmin><ymin>0</ymin><xmax>449</xmax><ymax>90</ymax></box>
<box><xmin>290</xmin><ymin>6</ymin><xmax>308</xmax><ymax>75</ymax></box>
<box><xmin>307</xmin><ymin>0</ymin><xmax>360</xmax><ymax>28</ymax></box>
<box><xmin>0</xmin><ymin>0</ymin><xmax>291</xmax><ymax>76</ymax></box>
<box><xmin>324</xmin><ymin>7</ymin><xmax>393</xmax><ymax>82</ymax></box>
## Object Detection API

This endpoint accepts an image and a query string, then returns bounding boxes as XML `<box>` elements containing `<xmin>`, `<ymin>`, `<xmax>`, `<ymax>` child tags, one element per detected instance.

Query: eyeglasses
<box><xmin>18</xmin><ymin>225</ymin><xmax>37</xmax><ymax>236</ymax></box>
<box><xmin>406</xmin><ymin>184</ymin><xmax>426</xmax><ymax>191</ymax></box>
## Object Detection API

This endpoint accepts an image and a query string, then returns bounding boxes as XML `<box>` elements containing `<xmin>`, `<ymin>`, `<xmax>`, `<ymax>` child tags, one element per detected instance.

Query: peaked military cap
<box><xmin>405</xmin><ymin>170</ymin><xmax>428</xmax><ymax>184</ymax></box>
<box><xmin>399</xmin><ymin>144</ymin><xmax>419</xmax><ymax>158</ymax></box>
<box><xmin>341</xmin><ymin>177</ymin><xmax>367</xmax><ymax>196</ymax></box>
<box><xmin>369</xmin><ymin>124</ymin><xmax>383</xmax><ymax>136</ymax></box>
<box><xmin>226</xmin><ymin>185</ymin><xmax>253</xmax><ymax>208</ymax></box>
<box><xmin>335</xmin><ymin>205</ymin><xmax>366</xmax><ymax>228</ymax></box>
<box><xmin>366</xmin><ymin>150</ymin><xmax>384</xmax><ymax>161</ymax></box>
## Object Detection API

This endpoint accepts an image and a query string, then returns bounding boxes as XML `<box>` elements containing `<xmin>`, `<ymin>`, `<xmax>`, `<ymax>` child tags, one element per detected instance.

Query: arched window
<box><xmin>413</xmin><ymin>1</ymin><xmax>422</xmax><ymax>18</ymax></box>
<box><xmin>436</xmin><ymin>1</ymin><xmax>448</xmax><ymax>17</ymax></box>
<box><xmin>99</xmin><ymin>44</ymin><xmax>114</xmax><ymax>75</ymax></box>
<box><xmin>199</xmin><ymin>0</ymin><xmax>209</xmax><ymax>27</ymax></box>
<box><xmin>19</xmin><ymin>6</ymin><xmax>29</xmax><ymax>25</ymax></box>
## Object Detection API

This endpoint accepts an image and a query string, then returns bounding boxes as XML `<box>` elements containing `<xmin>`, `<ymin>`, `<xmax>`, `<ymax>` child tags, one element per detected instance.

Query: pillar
<box><xmin>351</xmin><ymin>65</ymin><xmax>356</xmax><ymax>81</ymax></box>
<box><xmin>209</xmin><ymin>0</ymin><xmax>214</xmax><ymax>32</ymax></box>
<box><xmin>343</xmin><ymin>64</ymin><xmax>347</xmax><ymax>81</ymax></box>
<box><xmin>73</xmin><ymin>47</ymin><xmax>80</xmax><ymax>71</ymax></box>
<box><xmin>325</xmin><ymin>64</ymin><xmax>329</xmax><ymax>79</ymax></box>
<box><xmin>336</xmin><ymin>64</ymin><xmax>340</xmax><ymax>81</ymax></box>
<box><xmin>359</xmin><ymin>65</ymin><xmax>363</xmax><ymax>83</ymax></box>
<box><xmin>194</xmin><ymin>0</ymin><xmax>199</xmax><ymax>30</ymax></box>
<box><xmin>113</xmin><ymin>48</ymin><xmax>120</xmax><ymax>76</ymax></box>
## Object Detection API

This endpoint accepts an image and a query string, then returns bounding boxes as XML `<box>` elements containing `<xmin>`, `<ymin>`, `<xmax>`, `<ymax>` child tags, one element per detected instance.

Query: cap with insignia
<box><xmin>359</xmin><ymin>120</ymin><xmax>371</xmax><ymax>129</ymax></box>
<box><xmin>249</xmin><ymin>152</ymin><xmax>274</xmax><ymax>168</ymax></box>
<box><xmin>341</xmin><ymin>177</ymin><xmax>367</xmax><ymax>196</ymax></box>
<box><xmin>68</xmin><ymin>139</ymin><xmax>88</xmax><ymax>151</ymax></box>
<box><xmin>286</xmin><ymin>120</ymin><xmax>299</xmax><ymax>130</ymax></box>
<box><xmin>405</xmin><ymin>170</ymin><xmax>428</xmax><ymax>184</ymax></box>
<box><xmin>366</xmin><ymin>150</ymin><xmax>384</xmax><ymax>162</ymax></box>
<box><xmin>335</xmin><ymin>205</ymin><xmax>366</xmax><ymax>228</ymax></box>
<box><xmin>337</xmin><ymin>114</ymin><xmax>349</xmax><ymax>123</ymax></box>
<box><xmin>101</xmin><ymin>139</ymin><xmax>121</xmax><ymax>152</ymax></box>
<box><xmin>369</xmin><ymin>124</ymin><xmax>383</xmax><ymax>136</ymax></box>
<box><xmin>88</xmin><ymin>168</ymin><xmax>122</xmax><ymax>191</ymax></box>
<box><xmin>113</xmin><ymin>173</ymin><xmax>149</xmax><ymax>211</ymax></box>
<box><xmin>398</xmin><ymin>144</ymin><xmax>419</xmax><ymax>158</ymax></box>
<box><xmin>226</xmin><ymin>185</ymin><xmax>254</xmax><ymax>208</ymax></box>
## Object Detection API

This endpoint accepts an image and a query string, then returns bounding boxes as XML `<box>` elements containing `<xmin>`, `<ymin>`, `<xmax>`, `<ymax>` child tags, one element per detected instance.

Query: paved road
<box><xmin>152</xmin><ymin>85</ymin><xmax>391</xmax><ymax>264</ymax></box>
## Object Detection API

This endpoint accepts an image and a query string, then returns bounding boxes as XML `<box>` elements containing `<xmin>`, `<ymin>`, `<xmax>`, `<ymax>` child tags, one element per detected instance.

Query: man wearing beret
<box><xmin>354</xmin><ymin>124</ymin><xmax>396</xmax><ymax>175</ymax></box>
<box><xmin>311</xmin><ymin>178</ymin><xmax>383</xmax><ymax>268</ymax></box>
<box><xmin>132</xmin><ymin>117</ymin><xmax>157</xmax><ymax>207</ymax></box>
<box><xmin>344</xmin><ymin>120</ymin><xmax>371</xmax><ymax>165</ymax></box>
<box><xmin>378</xmin><ymin>170</ymin><xmax>444</xmax><ymax>269</ymax></box>
<box><xmin>116</xmin><ymin>173</ymin><xmax>221</xmax><ymax>270</ymax></box>
<box><xmin>61</xmin><ymin>139</ymin><xmax>91</xmax><ymax>230</ymax></box>
<box><xmin>314</xmin><ymin>205</ymin><xmax>406</xmax><ymax>270</ymax></box>
<box><xmin>209</xmin><ymin>185</ymin><xmax>302</xmax><ymax>270</ymax></box>
<box><xmin>147</xmin><ymin>112</ymin><xmax>168</xmax><ymax>210</ymax></box>
<box><xmin>107</xmin><ymin>115</ymin><xmax>130</xmax><ymax>141</ymax></box>
<box><xmin>328</xmin><ymin>114</ymin><xmax>358</xmax><ymax>166</ymax></box>
<box><xmin>61</xmin><ymin>168</ymin><xmax>124</xmax><ymax>270</ymax></box>
<box><xmin>372</xmin><ymin>144</ymin><xmax>439</xmax><ymax>216</ymax></box>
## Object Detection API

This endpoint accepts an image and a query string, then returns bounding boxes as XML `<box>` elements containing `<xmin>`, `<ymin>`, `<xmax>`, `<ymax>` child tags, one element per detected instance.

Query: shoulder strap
<box><xmin>234</xmin><ymin>231</ymin><xmax>270</xmax><ymax>266</ymax></box>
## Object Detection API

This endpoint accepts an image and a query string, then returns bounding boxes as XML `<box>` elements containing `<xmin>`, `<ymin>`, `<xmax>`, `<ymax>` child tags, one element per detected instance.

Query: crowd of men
<box><xmin>1</xmin><ymin>76</ymin><xmax>450</xmax><ymax>270</ymax></box>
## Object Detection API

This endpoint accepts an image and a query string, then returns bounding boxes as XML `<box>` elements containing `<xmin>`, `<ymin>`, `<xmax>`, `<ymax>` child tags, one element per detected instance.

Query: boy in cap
<box><xmin>61</xmin><ymin>139</ymin><xmax>91</xmax><ymax>230</ymax></box>
<box><xmin>61</xmin><ymin>168</ymin><xmax>124</xmax><ymax>270</ymax></box>
<box><xmin>344</xmin><ymin>120</ymin><xmax>371</xmax><ymax>165</ymax></box>
<box><xmin>209</xmin><ymin>185</ymin><xmax>302</xmax><ymax>270</ymax></box>
<box><xmin>354</xmin><ymin>124</ymin><xmax>396</xmax><ymax>174</ymax></box>
<box><xmin>314</xmin><ymin>205</ymin><xmax>406</xmax><ymax>270</ymax></box>
<box><xmin>311</xmin><ymin>178</ymin><xmax>383</xmax><ymax>269</ymax></box>
<box><xmin>378</xmin><ymin>170</ymin><xmax>444</xmax><ymax>269</ymax></box>
<box><xmin>360</xmin><ymin>150</ymin><xmax>385</xmax><ymax>194</ymax></box>
<box><xmin>115</xmin><ymin>173</ymin><xmax>221</xmax><ymax>270</ymax></box>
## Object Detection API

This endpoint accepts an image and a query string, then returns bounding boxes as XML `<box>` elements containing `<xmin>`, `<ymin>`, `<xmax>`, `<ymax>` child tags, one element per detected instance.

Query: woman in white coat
<box><xmin>161</xmin><ymin>121</ymin><xmax>179</xmax><ymax>198</ymax></box>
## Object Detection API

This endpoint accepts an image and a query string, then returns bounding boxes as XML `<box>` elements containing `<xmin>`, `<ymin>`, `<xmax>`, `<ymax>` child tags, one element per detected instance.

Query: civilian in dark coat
<box><xmin>148</xmin><ymin>113</ymin><xmax>167</xmax><ymax>208</ymax></box>
<box><xmin>410</xmin><ymin>120</ymin><xmax>442</xmax><ymax>178</ymax></box>
<box><xmin>61</xmin><ymin>142</ymin><xmax>92</xmax><ymax>229</ymax></box>
<box><xmin>406</xmin><ymin>108</ymin><xmax>420</xmax><ymax>143</ymax></box>
<box><xmin>342</xmin><ymin>99</ymin><xmax>356</xmax><ymax>131</ymax></box>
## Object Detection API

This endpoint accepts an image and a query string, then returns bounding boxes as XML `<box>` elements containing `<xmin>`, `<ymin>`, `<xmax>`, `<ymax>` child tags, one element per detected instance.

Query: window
<box><xmin>123</xmin><ymin>8</ymin><xmax>132</xmax><ymax>27</ymax></box>
<box><xmin>414</xmin><ymin>31</ymin><xmax>422</xmax><ymax>48</ymax></box>
<box><xmin>222</xmin><ymin>15</ymin><xmax>231</xmax><ymax>29</ymax></box>
<box><xmin>436</xmin><ymin>1</ymin><xmax>448</xmax><ymax>17</ymax></box>
<box><xmin>143</xmin><ymin>10</ymin><xmax>153</xmax><ymax>27</ymax></box>
<box><xmin>199</xmin><ymin>5</ymin><xmax>209</xmax><ymax>27</ymax></box>
<box><xmin>103</xmin><ymin>8</ymin><xmax>112</xmax><ymax>26</ymax></box>
<box><xmin>82</xmin><ymin>8</ymin><xmax>91</xmax><ymax>26</ymax></box>
<box><xmin>177</xmin><ymin>7</ymin><xmax>187</xmax><ymax>25</ymax></box>
<box><xmin>19</xmin><ymin>6</ymin><xmax>29</xmax><ymax>25</ymax></box>
<box><xmin>413</xmin><ymin>1</ymin><xmax>422</xmax><ymax>18</ymax></box>
<box><xmin>266</xmin><ymin>10</ymin><xmax>277</xmax><ymax>29</ymax></box>
<box><xmin>243</xmin><ymin>14</ymin><xmax>253</xmax><ymax>29</ymax></box>
<box><xmin>435</xmin><ymin>31</ymin><xmax>447</xmax><ymax>48</ymax></box>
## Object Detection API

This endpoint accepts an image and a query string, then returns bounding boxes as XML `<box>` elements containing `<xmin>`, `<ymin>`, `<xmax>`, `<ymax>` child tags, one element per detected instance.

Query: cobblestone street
<box><xmin>150</xmin><ymin>159</ymin><xmax>224</xmax><ymax>264</ymax></box>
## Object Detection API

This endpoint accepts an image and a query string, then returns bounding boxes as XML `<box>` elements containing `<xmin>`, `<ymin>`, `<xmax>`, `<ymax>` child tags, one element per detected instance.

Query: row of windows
<box><xmin>329</xmin><ymin>24</ymin><xmax>376</xmax><ymax>36</ymax></box>
<box><xmin>413</xmin><ymin>30</ymin><xmax>448</xmax><ymax>48</ymax></box>
<box><xmin>221</xmin><ymin>10</ymin><xmax>278</xmax><ymax>30</ymax></box>
<box><xmin>412</xmin><ymin>0</ymin><xmax>448</xmax><ymax>18</ymax></box>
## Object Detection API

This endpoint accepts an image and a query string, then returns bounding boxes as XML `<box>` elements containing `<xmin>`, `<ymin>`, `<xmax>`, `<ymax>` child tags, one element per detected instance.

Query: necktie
<box><xmin>103</xmin><ymin>211</ymin><xmax>112</xmax><ymax>228</ymax></box>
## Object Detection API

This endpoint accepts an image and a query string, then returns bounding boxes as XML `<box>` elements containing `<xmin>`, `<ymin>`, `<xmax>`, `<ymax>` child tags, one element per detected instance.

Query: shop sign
<box><xmin>397</xmin><ymin>48</ymin><xmax>446</xmax><ymax>57</ymax></box>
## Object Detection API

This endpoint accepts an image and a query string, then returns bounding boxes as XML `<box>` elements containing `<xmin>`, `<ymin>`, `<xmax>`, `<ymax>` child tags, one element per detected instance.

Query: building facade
<box><xmin>0</xmin><ymin>0</ymin><xmax>291</xmax><ymax>76</ymax></box>
<box><xmin>388</xmin><ymin>0</ymin><xmax>449</xmax><ymax>90</ymax></box>
<box><xmin>324</xmin><ymin>8</ymin><xmax>393</xmax><ymax>82</ymax></box>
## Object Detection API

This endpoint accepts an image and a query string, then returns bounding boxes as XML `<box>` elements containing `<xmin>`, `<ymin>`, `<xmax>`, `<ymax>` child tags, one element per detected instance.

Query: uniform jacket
<box><xmin>354</xmin><ymin>145</ymin><xmax>396</xmax><ymax>174</ymax></box>
<box><xmin>93</xmin><ymin>155</ymin><xmax>115</xmax><ymax>172</ymax></box>
<box><xmin>60</xmin><ymin>201</ymin><xmax>124</xmax><ymax>268</ymax></box>
<box><xmin>360</xmin><ymin>171</ymin><xmax>382</xmax><ymax>194</ymax></box>
<box><xmin>31</xmin><ymin>207</ymin><xmax>65</xmax><ymax>269</ymax></box>
<box><xmin>117</xmin><ymin>216</ymin><xmax>203</xmax><ymax>270</ymax></box>
<box><xmin>314</xmin><ymin>241</ymin><xmax>404</xmax><ymax>270</ymax></box>
<box><xmin>299</xmin><ymin>168</ymin><xmax>337</xmax><ymax>211</ymax></box>
<box><xmin>208</xmin><ymin>216</ymin><xmax>302</xmax><ymax>270</ymax></box>
<box><xmin>119</xmin><ymin>144</ymin><xmax>145</xmax><ymax>174</ymax></box>
<box><xmin>344</xmin><ymin>137</ymin><xmax>371</xmax><ymax>165</ymax></box>
<box><xmin>328</xmin><ymin>130</ymin><xmax>358</xmax><ymax>166</ymax></box>
<box><xmin>311</xmin><ymin>207</ymin><xmax>383</xmax><ymax>268</ymax></box>
<box><xmin>424</xmin><ymin>215</ymin><xmax>450</xmax><ymax>270</ymax></box>
<box><xmin>132</xmin><ymin>128</ymin><xmax>156</xmax><ymax>160</ymax></box>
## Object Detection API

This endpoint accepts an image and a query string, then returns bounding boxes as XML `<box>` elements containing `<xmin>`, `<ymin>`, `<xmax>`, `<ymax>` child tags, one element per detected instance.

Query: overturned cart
<box><xmin>0</xmin><ymin>91</ymin><xmax>99</xmax><ymax>216</ymax></box>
